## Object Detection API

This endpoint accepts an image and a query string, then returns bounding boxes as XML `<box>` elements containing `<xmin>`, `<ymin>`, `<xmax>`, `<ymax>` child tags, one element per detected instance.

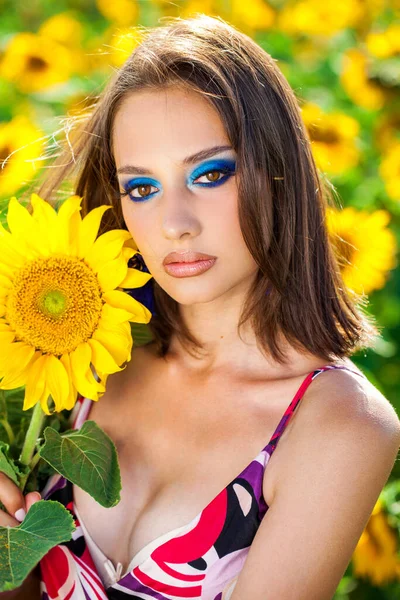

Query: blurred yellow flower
<box><xmin>326</xmin><ymin>206</ymin><xmax>397</xmax><ymax>295</ymax></box>
<box><xmin>180</xmin><ymin>1</ymin><xmax>217</xmax><ymax>19</ymax></box>
<box><xmin>379</xmin><ymin>143</ymin><xmax>400</xmax><ymax>201</ymax></box>
<box><xmin>374</xmin><ymin>111</ymin><xmax>400</xmax><ymax>152</ymax></box>
<box><xmin>0</xmin><ymin>116</ymin><xmax>44</xmax><ymax>198</ymax></box>
<box><xmin>106</xmin><ymin>26</ymin><xmax>144</xmax><ymax>67</ymax></box>
<box><xmin>0</xmin><ymin>32</ymin><xmax>74</xmax><ymax>93</ymax></box>
<box><xmin>278</xmin><ymin>0</ymin><xmax>363</xmax><ymax>37</ymax></box>
<box><xmin>366</xmin><ymin>23</ymin><xmax>400</xmax><ymax>58</ymax></box>
<box><xmin>0</xmin><ymin>194</ymin><xmax>153</xmax><ymax>414</ymax></box>
<box><xmin>38</xmin><ymin>12</ymin><xmax>83</xmax><ymax>47</ymax></box>
<box><xmin>340</xmin><ymin>48</ymin><xmax>389</xmax><ymax>110</ymax></box>
<box><xmin>38</xmin><ymin>12</ymin><xmax>88</xmax><ymax>75</ymax></box>
<box><xmin>352</xmin><ymin>498</ymin><xmax>400</xmax><ymax>585</ymax></box>
<box><xmin>231</xmin><ymin>0</ymin><xmax>275</xmax><ymax>33</ymax></box>
<box><xmin>301</xmin><ymin>103</ymin><xmax>360</xmax><ymax>175</ymax></box>
<box><xmin>96</xmin><ymin>0</ymin><xmax>138</xmax><ymax>26</ymax></box>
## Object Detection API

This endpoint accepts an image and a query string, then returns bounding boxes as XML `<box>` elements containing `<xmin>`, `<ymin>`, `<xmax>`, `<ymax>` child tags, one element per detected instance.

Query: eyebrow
<box><xmin>116</xmin><ymin>144</ymin><xmax>234</xmax><ymax>176</ymax></box>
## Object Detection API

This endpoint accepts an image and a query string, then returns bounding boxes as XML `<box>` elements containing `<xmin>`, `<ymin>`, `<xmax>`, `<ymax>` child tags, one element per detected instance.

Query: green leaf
<box><xmin>0</xmin><ymin>442</ymin><xmax>24</xmax><ymax>485</ymax></box>
<box><xmin>0</xmin><ymin>500</ymin><xmax>75</xmax><ymax>591</ymax></box>
<box><xmin>39</xmin><ymin>421</ymin><xmax>121</xmax><ymax>508</ymax></box>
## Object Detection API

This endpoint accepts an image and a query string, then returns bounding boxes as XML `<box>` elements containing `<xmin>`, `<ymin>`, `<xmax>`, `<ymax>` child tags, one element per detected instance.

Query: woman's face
<box><xmin>112</xmin><ymin>86</ymin><xmax>259</xmax><ymax>307</ymax></box>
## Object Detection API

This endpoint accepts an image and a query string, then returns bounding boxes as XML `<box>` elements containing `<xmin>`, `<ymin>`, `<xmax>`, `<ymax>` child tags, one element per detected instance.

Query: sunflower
<box><xmin>301</xmin><ymin>103</ymin><xmax>360</xmax><ymax>175</ymax></box>
<box><xmin>96</xmin><ymin>0</ymin><xmax>139</xmax><ymax>26</ymax></box>
<box><xmin>0</xmin><ymin>32</ymin><xmax>74</xmax><ymax>93</ymax></box>
<box><xmin>379</xmin><ymin>142</ymin><xmax>400</xmax><ymax>201</ymax></box>
<box><xmin>0</xmin><ymin>194</ymin><xmax>153</xmax><ymax>415</ymax></box>
<box><xmin>326</xmin><ymin>206</ymin><xmax>397</xmax><ymax>296</ymax></box>
<box><xmin>0</xmin><ymin>116</ymin><xmax>44</xmax><ymax>198</ymax></box>
<box><xmin>352</xmin><ymin>498</ymin><xmax>400</xmax><ymax>585</ymax></box>
<box><xmin>105</xmin><ymin>26</ymin><xmax>144</xmax><ymax>67</ymax></box>
<box><xmin>277</xmin><ymin>0</ymin><xmax>363</xmax><ymax>37</ymax></box>
<box><xmin>340</xmin><ymin>48</ymin><xmax>391</xmax><ymax>110</ymax></box>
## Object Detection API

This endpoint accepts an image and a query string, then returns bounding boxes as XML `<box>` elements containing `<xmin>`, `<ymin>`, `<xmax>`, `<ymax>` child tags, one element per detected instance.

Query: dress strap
<box><xmin>264</xmin><ymin>364</ymin><xmax>366</xmax><ymax>455</ymax></box>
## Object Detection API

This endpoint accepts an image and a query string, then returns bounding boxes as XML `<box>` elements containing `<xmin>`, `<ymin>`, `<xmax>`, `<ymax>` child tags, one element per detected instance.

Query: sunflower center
<box><xmin>0</xmin><ymin>144</ymin><xmax>12</xmax><ymax>164</ymax></box>
<box><xmin>308</xmin><ymin>124</ymin><xmax>339</xmax><ymax>144</ymax></box>
<box><xmin>27</xmin><ymin>55</ymin><xmax>48</xmax><ymax>72</ymax></box>
<box><xmin>40</xmin><ymin>289</ymin><xmax>67</xmax><ymax>319</ymax></box>
<box><xmin>6</xmin><ymin>255</ymin><xmax>103</xmax><ymax>356</ymax></box>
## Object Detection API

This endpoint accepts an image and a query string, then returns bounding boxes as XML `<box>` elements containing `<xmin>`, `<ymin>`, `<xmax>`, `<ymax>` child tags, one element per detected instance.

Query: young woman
<box><xmin>1</xmin><ymin>13</ymin><xmax>400</xmax><ymax>600</ymax></box>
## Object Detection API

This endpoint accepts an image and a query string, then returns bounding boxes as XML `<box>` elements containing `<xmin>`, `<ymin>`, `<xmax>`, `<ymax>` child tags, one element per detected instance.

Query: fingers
<box><xmin>25</xmin><ymin>491</ymin><xmax>42</xmax><ymax>512</ymax></box>
<box><xmin>0</xmin><ymin>474</ymin><xmax>42</xmax><ymax>528</ymax></box>
<box><xmin>0</xmin><ymin>472</ymin><xmax>26</xmax><ymax>525</ymax></box>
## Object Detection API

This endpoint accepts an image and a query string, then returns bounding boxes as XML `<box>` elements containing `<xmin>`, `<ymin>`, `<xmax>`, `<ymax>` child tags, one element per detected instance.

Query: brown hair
<box><xmin>37</xmin><ymin>13</ymin><xmax>381</xmax><ymax>363</ymax></box>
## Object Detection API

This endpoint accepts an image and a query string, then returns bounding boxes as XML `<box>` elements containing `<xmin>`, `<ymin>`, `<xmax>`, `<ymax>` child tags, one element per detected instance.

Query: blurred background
<box><xmin>0</xmin><ymin>0</ymin><xmax>399</xmax><ymax>597</ymax></box>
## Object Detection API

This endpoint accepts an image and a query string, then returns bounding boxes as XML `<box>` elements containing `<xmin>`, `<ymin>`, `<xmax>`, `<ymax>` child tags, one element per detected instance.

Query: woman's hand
<box><xmin>0</xmin><ymin>471</ymin><xmax>41</xmax><ymax>526</ymax></box>
<box><xmin>0</xmin><ymin>472</ymin><xmax>42</xmax><ymax>599</ymax></box>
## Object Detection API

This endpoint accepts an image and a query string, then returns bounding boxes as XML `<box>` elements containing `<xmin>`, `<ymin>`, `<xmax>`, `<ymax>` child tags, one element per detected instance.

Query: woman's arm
<box><xmin>230</xmin><ymin>372</ymin><xmax>400</xmax><ymax>600</ymax></box>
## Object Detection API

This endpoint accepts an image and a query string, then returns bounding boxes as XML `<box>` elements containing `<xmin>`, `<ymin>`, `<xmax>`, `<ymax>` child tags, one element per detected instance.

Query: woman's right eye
<box><xmin>120</xmin><ymin>180</ymin><xmax>159</xmax><ymax>202</ymax></box>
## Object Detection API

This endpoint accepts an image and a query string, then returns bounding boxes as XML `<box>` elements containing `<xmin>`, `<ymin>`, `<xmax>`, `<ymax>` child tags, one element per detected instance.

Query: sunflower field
<box><xmin>0</xmin><ymin>0</ymin><xmax>399</xmax><ymax>598</ymax></box>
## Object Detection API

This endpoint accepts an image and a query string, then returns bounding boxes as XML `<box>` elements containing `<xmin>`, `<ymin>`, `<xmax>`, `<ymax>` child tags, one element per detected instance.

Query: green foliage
<box><xmin>0</xmin><ymin>500</ymin><xmax>75</xmax><ymax>591</ymax></box>
<box><xmin>39</xmin><ymin>421</ymin><xmax>121</xmax><ymax>508</ymax></box>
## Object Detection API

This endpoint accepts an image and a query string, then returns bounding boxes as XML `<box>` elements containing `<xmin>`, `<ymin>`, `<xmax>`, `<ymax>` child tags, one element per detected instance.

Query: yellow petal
<box><xmin>6</xmin><ymin>197</ymin><xmax>44</xmax><ymax>255</ymax></box>
<box><xmin>0</xmin><ymin>342</ymin><xmax>36</xmax><ymax>388</ymax></box>
<box><xmin>78</xmin><ymin>205</ymin><xmax>112</xmax><ymax>258</ymax></box>
<box><xmin>59</xmin><ymin>353</ymin><xmax>79</xmax><ymax>411</ymax></box>
<box><xmin>0</xmin><ymin>261</ymin><xmax>15</xmax><ymax>280</ymax></box>
<box><xmin>101</xmin><ymin>302</ymin><xmax>137</xmax><ymax>324</ymax></box>
<box><xmin>57</xmin><ymin>195</ymin><xmax>83</xmax><ymax>255</ymax></box>
<box><xmin>24</xmin><ymin>353</ymin><xmax>48</xmax><ymax>411</ymax></box>
<box><xmin>39</xmin><ymin>386</ymin><xmax>52</xmax><ymax>415</ymax></box>
<box><xmin>84</xmin><ymin>229</ymin><xmax>133</xmax><ymax>273</ymax></box>
<box><xmin>103</xmin><ymin>289</ymin><xmax>151</xmax><ymax>315</ymax></box>
<box><xmin>92</xmin><ymin>325</ymin><xmax>132</xmax><ymax>366</ymax></box>
<box><xmin>97</xmin><ymin>255</ymin><xmax>128</xmax><ymax>292</ymax></box>
<box><xmin>70</xmin><ymin>342</ymin><xmax>104</xmax><ymax>399</ymax></box>
<box><xmin>30</xmin><ymin>193</ymin><xmax>59</xmax><ymax>254</ymax></box>
<box><xmin>119</xmin><ymin>267</ymin><xmax>153</xmax><ymax>288</ymax></box>
<box><xmin>88</xmin><ymin>338</ymin><xmax>124</xmax><ymax>374</ymax></box>
<box><xmin>45</xmin><ymin>354</ymin><xmax>70</xmax><ymax>412</ymax></box>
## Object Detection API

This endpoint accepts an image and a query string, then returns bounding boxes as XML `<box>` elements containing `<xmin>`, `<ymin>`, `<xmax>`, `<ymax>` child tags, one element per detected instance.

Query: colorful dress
<box><xmin>39</xmin><ymin>363</ymin><xmax>365</xmax><ymax>600</ymax></box>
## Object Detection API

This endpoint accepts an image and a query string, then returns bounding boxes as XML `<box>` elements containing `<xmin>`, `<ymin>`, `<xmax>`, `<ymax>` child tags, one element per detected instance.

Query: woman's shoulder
<box><xmin>297</xmin><ymin>357</ymin><xmax>400</xmax><ymax>441</ymax></box>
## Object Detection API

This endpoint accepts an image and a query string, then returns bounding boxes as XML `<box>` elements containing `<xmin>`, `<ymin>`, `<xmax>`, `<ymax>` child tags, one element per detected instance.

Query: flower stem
<box><xmin>19</xmin><ymin>403</ymin><xmax>46</xmax><ymax>467</ymax></box>
<box><xmin>0</xmin><ymin>418</ymin><xmax>15</xmax><ymax>445</ymax></box>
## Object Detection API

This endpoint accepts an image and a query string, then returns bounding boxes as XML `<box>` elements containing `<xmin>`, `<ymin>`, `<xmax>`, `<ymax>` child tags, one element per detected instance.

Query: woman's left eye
<box><xmin>192</xmin><ymin>168</ymin><xmax>235</xmax><ymax>187</ymax></box>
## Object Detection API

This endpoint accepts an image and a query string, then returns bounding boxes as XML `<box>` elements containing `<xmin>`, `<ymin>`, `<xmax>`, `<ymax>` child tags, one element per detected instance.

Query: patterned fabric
<box><xmin>39</xmin><ymin>364</ymin><xmax>365</xmax><ymax>600</ymax></box>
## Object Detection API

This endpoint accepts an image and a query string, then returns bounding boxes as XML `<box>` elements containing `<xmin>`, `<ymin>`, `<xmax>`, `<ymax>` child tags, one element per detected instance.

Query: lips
<box><xmin>163</xmin><ymin>250</ymin><xmax>217</xmax><ymax>265</ymax></box>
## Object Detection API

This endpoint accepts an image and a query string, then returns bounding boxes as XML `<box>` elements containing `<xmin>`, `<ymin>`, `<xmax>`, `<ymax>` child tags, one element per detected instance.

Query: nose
<box><xmin>161</xmin><ymin>187</ymin><xmax>202</xmax><ymax>241</ymax></box>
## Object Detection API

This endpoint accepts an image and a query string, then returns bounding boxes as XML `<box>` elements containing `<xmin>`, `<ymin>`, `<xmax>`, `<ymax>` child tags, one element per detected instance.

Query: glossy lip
<box><xmin>163</xmin><ymin>258</ymin><xmax>217</xmax><ymax>278</ymax></box>
<box><xmin>162</xmin><ymin>250</ymin><xmax>217</xmax><ymax>265</ymax></box>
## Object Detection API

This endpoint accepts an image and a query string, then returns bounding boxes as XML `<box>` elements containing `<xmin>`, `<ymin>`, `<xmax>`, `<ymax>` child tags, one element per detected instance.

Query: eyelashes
<box><xmin>120</xmin><ymin>159</ymin><xmax>236</xmax><ymax>203</ymax></box>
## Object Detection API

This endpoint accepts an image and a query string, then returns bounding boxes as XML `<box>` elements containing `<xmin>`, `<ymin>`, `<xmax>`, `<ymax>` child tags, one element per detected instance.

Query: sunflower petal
<box><xmin>119</xmin><ymin>267</ymin><xmax>153</xmax><ymax>289</ymax></box>
<box><xmin>59</xmin><ymin>353</ymin><xmax>79</xmax><ymax>411</ymax></box>
<box><xmin>24</xmin><ymin>353</ymin><xmax>47</xmax><ymax>411</ymax></box>
<box><xmin>6</xmin><ymin>197</ymin><xmax>44</xmax><ymax>255</ymax></box>
<box><xmin>45</xmin><ymin>354</ymin><xmax>70</xmax><ymax>412</ymax></box>
<box><xmin>88</xmin><ymin>338</ymin><xmax>124</xmax><ymax>374</ymax></box>
<box><xmin>78</xmin><ymin>205</ymin><xmax>112</xmax><ymax>258</ymax></box>
<box><xmin>85</xmin><ymin>229</ymin><xmax>133</xmax><ymax>273</ymax></box>
<box><xmin>0</xmin><ymin>342</ymin><xmax>35</xmax><ymax>387</ymax></box>
<box><xmin>70</xmin><ymin>342</ymin><xmax>103</xmax><ymax>400</ymax></box>
<box><xmin>57</xmin><ymin>195</ymin><xmax>83</xmax><ymax>255</ymax></box>
<box><xmin>92</xmin><ymin>325</ymin><xmax>132</xmax><ymax>367</ymax></box>
<box><xmin>97</xmin><ymin>255</ymin><xmax>128</xmax><ymax>292</ymax></box>
<box><xmin>30</xmin><ymin>193</ymin><xmax>59</xmax><ymax>254</ymax></box>
<box><xmin>39</xmin><ymin>386</ymin><xmax>52</xmax><ymax>415</ymax></box>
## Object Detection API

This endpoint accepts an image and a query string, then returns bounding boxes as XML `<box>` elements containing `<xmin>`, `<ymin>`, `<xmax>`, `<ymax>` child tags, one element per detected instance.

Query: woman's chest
<box><xmin>71</xmin><ymin>368</ymin><xmax>310</xmax><ymax>571</ymax></box>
